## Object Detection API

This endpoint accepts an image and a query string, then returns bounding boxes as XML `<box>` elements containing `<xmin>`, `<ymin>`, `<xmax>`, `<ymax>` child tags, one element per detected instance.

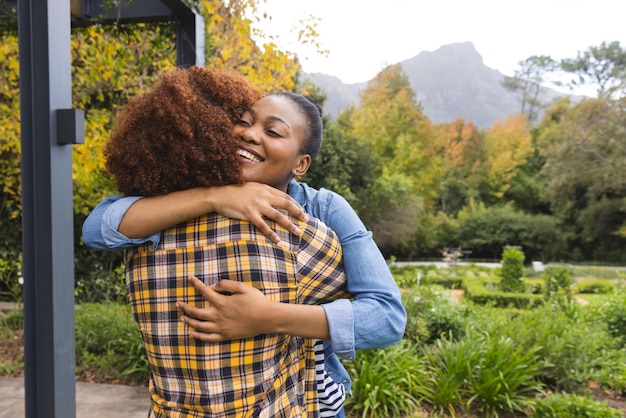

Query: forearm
<box><xmin>119</xmin><ymin>187</ymin><xmax>216</xmax><ymax>238</ymax></box>
<box><xmin>118</xmin><ymin>183</ymin><xmax>306</xmax><ymax>240</ymax></box>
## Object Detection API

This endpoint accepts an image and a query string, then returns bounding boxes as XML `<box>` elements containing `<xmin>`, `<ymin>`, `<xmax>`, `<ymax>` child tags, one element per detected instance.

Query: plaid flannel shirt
<box><xmin>124</xmin><ymin>213</ymin><xmax>350</xmax><ymax>417</ymax></box>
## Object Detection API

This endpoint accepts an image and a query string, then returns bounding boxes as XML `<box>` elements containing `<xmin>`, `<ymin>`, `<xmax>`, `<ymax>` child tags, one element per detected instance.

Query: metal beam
<box><xmin>11</xmin><ymin>0</ymin><xmax>204</xmax><ymax>416</ymax></box>
<box><xmin>70</xmin><ymin>0</ymin><xmax>197</xmax><ymax>26</ymax></box>
<box><xmin>17</xmin><ymin>0</ymin><xmax>76</xmax><ymax>416</ymax></box>
<box><xmin>175</xmin><ymin>7</ymin><xmax>205</xmax><ymax>67</ymax></box>
<box><xmin>69</xmin><ymin>0</ymin><xmax>205</xmax><ymax>67</ymax></box>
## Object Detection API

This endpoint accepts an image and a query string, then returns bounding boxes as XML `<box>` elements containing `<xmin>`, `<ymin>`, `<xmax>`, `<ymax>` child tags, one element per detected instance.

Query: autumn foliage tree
<box><xmin>483</xmin><ymin>114</ymin><xmax>533</xmax><ymax>200</ymax></box>
<box><xmin>338</xmin><ymin>65</ymin><xmax>438</xmax><ymax>253</ymax></box>
<box><xmin>434</xmin><ymin>118</ymin><xmax>485</xmax><ymax>214</ymax></box>
<box><xmin>0</xmin><ymin>0</ymin><xmax>323</xmax><ymax>297</ymax></box>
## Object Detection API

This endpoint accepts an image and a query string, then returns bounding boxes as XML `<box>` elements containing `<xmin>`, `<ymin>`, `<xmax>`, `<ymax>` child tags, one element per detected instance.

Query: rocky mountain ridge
<box><xmin>304</xmin><ymin>41</ymin><xmax>568</xmax><ymax>128</ymax></box>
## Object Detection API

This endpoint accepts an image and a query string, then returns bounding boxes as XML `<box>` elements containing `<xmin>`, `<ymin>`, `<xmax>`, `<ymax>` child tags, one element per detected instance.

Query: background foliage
<box><xmin>0</xmin><ymin>1</ymin><xmax>625</xmax><ymax>303</ymax></box>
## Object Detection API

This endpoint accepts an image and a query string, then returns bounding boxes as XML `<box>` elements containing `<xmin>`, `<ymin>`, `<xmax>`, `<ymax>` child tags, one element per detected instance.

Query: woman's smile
<box><xmin>237</xmin><ymin>147</ymin><xmax>263</xmax><ymax>163</ymax></box>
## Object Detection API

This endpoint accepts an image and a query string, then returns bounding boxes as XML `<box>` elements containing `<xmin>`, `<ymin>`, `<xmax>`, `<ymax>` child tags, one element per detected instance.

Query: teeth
<box><xmin>238</xmin><ymin>149</ymin><xmax>262</xmax><ymax>163</ymax></box>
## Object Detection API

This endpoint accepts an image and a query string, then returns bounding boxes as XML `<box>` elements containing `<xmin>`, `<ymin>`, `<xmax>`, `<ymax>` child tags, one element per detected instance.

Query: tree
<box><xmin>483</xmin><ymin>114</ymin><xmax>533</xmax><ymax>200</ymax></box>
<box><xmin>0</xmin><ymin>33</ymin><xmax>20</xmax><ymax>220</ymax></box>
<box><xmin>0</xmin><ymin>1</ymin><xmax>326</xmax><ymax>290</ymax></box>
<box><xmin>537</xmin><ymin>96</ymin><xmax>626</xmax><ymax>261</ymax></box>
<box><xmin>200</xmin><ymin>0</ymin><xmax>301</xmax><ymax>92</ymax></box>
<box><xmin>560</xmin><ymin>41</ymin><xmax>626</xmax><ymax>99</ymax></box>
<box><xmin>433</xmin><ymin>118</ymin><xmax>485</xmax><ymax>214</ymax></box>
<box><xmin>502</xmin><ymin>55</ymin><xmax>558</xmax><ymax>123</ymax></box>
<box><xmin>355</xmin><ymin>172</ymin><xmax>424</xmax><ymax>256</ymax></box>
<box><xmin>453</xmin><ymin>204</ymin><xmax>565</xmax><ymax>261</ymax></box>
<box><xmin>301</xmin><ymin>112</ymin><xmax>365</xmax><ymax>203</ymax></box>
<box><xmin>0</xmin><ymin>33</ymin><xmax>21</xmax><ymax>272</ymax></box>
<box><xmin>71</xmin><ymin>23</ymin><xmax>179</xmax><ymax>215</ymax></box>
<box><xmin>348</xmin><ymin>65</ymin><xmax>442</xmax><ymax>204</ymax></box>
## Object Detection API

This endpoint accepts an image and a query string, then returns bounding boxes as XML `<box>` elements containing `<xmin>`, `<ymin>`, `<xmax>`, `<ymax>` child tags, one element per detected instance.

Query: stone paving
<box><xmin>0</xmin><ymin>377</ymin><xmax>150</xmax><ymax>417</ymax></box>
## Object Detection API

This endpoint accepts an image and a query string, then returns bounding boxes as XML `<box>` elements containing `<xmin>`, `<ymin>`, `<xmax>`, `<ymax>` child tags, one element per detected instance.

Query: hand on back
<box><xmin>214</xmin><ymin>182</ymin><xmax>308</xmax><ymax>242</ymax></box>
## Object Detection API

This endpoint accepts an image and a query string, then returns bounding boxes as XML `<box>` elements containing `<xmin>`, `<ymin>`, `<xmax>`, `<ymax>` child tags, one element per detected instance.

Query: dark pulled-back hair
<box><xmin>104</xmin><ymin>66</ymin><xmax>264</xmax><ymax>196</ymax></box>
<box><xmin>268</xmin><ymin>92</ymin><xmax>323</xmax><ymax>160</ymax></box>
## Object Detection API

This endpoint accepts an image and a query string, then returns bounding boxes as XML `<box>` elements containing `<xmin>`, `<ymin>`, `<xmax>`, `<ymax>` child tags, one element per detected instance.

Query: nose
<box><xmin>237</xmin><ymin>127</ymin><xmax>261</xmax><ymax>144</ymax></box>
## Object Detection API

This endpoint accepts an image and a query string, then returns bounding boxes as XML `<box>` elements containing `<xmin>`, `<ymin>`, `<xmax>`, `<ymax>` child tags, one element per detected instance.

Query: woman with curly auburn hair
<box><xmin>104</xmin><ymin>66</ymin><xmax>263</xmax><ymax>196</ymax></box>
<box><xmin>83</xmin><ymin>68</ymin><xmax>406</xmax><ymax>418</ymax></box>
<box><xmin>98</xmin><ymin>66</ymin><xmax>351</xmax><ymax>417</ymax></box>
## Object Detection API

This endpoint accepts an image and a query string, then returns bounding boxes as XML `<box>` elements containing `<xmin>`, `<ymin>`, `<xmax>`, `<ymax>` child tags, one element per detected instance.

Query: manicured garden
<box><xmin>1</xmin><ymin>252</ymin><xmax>626</xmax><ymax>417</ymax></box>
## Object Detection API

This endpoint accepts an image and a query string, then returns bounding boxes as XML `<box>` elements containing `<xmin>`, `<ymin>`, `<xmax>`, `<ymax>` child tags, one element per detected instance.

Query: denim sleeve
<box><xmin>81</xmin><ymin>196</ymin><xmax>161</xmax><ymax>251</ymax></box>
<box><xmin>319</xmin><ymin>192</ymin><xmax>407</xmax><ymax>359</ymax></box>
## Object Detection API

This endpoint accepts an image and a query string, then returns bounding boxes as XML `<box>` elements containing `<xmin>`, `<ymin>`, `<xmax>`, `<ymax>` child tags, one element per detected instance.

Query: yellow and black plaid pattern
<box><xmin>124</xmin><ymin>213</ymin><xmax>349</xmax><ymax>417</ymax></box>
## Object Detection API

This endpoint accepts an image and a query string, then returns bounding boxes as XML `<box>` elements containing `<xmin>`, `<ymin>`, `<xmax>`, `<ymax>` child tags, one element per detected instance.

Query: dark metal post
<box><xmin>17</xmin><ymin>0</ymin><xmax>76</xmax><ymax>416</ymax></box>
<box><xmin>176</xmin><ymin>9</ymin><xmax>205</xmax><ymax>67</ymax></box>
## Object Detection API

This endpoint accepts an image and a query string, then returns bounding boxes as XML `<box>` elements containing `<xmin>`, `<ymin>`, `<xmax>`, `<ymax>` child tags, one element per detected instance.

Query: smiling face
<box><xmin>232</xmin><ymin>95</ymin><xmax>312</xmax><ymax>191</ymax></box>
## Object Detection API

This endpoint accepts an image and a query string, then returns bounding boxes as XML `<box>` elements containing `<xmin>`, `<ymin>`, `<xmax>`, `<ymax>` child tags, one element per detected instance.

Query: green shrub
<box><xmin>0</xmin><ymin>256</ymin><xmax>22</xmax><ymax>303</ymax></box>
<box><xmin>452</xmin><ymin>206</ymin><xmax>565</xmax><ymax>260</ymax></box>
<box><xmin>533</xmin><ymin>392</ymin><xmax>623</xmax><ymax>418</ymax></box>
<box><xmin>0</xmin><ymin>309</ymin><xmax>23</xmax><ymax>375</ymax></box>
<box><xmin>415</xmin><ymin>338</ymin><xmax>477</xmax><ymax>417</ymax></box>
<box><xmin>416</xmin><ymin>335</ymin><xmax>542</xmax><ymax>417</ymax></box>
<box><xmin>390</xmin><ymin>264</ymin><xmax>428</xmax><ymax>288</ymax></box>
<box><xmin>594</xmin><ymin>288</ymin><xmax>626</xmax><ymax>344</ymax></box>
<box><xmin>501</xmin><ymin>246</ymin><xmax>525</xmax><ymax>292</ymax></box>
<box><xmin>480</xmin><ymin>302</ymin><xmax>621</xmax><ymax>391</ymax></box>
<box><xmin>0</xmin><ymin>308</ymin><xmax>23</xmax><ymax>330</ymax></box>
<box><xmin>576</xmin><ymin>278</ymin><xmax>616</xmax><ymax>295</ymax></box>
<box><xmin>74</xmin><ymin>258</ymin><xmax>128</xmax><ymax>304</ymax></box>
<box><xmin>401</xmin><ymin>286</ymin><xmax>469</xmax><ymax>345</ymax></box>
<box><xmin>465</xmin><ymin>335</ymin><xmax>543</xmax><ymax>416</ymax></box>
<box><xmin>464</xmin><ymin>276</ymin><xmax>544</xmax><ymax>308</ymax></box>
<box><xmin>75</xmin><ymin>303</ymin><xmax>149</xmax><ymax>384</ymax></box>
<box><xmin>344</xmin><ymin>342</ymin><xmax>423</xmax><ymax>418</ymax></box>
<box><xmin>544</xmin><ymin>265</ymin><xmax>574</xmax><ymax>302</ymax></box>
<box><xmin>525</xmin><ymin>277</ymin><xmax>545</xmax><ymax>294</ymax></box>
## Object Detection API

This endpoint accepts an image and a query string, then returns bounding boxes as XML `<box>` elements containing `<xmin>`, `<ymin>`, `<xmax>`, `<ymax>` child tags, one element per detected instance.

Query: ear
<box><xmin>292</xmin><ymin>154</ymin><xmax>312</xmax><ymax>178</ymax></box>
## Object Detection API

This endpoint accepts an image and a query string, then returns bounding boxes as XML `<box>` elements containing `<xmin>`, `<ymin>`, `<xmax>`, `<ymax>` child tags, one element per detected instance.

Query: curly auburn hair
<box><xmin>104</xmin><ymin>66</ymin><xmax>264</xmax><ymax>196</ymax></box>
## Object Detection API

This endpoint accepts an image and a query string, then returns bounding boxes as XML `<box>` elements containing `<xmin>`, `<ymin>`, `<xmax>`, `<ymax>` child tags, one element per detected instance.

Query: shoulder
<box><xmin>297</xmin><ymin>216</ymin><xmax>342</xmax><ymax>264</ymax></box>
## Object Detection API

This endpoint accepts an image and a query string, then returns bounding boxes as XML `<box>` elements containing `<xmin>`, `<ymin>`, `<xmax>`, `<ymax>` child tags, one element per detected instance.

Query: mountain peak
<box><xmin>304</xmin><ymin>42</ymin><xmax>567</xmax><ymax>128</ymax></box>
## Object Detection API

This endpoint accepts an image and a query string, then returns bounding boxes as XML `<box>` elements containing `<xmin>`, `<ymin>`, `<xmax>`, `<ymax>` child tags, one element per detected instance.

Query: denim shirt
<box><xmin>81</xmin><ymin>180</ymin><xmax>407</xmax><ymax>395</ymax></box>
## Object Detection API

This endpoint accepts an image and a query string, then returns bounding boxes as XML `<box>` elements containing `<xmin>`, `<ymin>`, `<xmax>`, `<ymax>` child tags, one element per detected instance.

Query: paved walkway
<box><xmin>0</xmin><ymin>377</ymin><xmax>150</xmax><ymax>417</ymax></box>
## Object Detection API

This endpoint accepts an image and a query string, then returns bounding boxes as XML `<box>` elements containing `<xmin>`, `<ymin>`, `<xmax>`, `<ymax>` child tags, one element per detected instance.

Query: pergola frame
<box><xmin>7</xmin><ymin>1</ymin><xmax>204</xmax><ymax>416</ymax></box>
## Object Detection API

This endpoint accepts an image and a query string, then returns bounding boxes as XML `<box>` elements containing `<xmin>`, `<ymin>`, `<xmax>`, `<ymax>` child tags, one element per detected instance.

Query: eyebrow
<box><xmin>247</xmin><ymin>108</ymin><xmax>291</xmax><ymax>130</ymax></box>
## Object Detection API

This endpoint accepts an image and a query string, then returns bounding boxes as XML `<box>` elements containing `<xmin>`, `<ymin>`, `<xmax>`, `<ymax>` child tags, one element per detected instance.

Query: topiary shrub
<box><xmin>501</xmin><ymin>246</ymin><xmax>525</xmax><ymax>292</ymax></box>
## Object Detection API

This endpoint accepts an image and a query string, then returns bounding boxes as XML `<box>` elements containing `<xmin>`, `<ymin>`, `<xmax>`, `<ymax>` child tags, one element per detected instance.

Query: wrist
<box><xmin>203</xmin><ymin>185</ymin><xmax>235</xmax><ymax>215</ymax></box>
<box><xmin>194</xmin><ymin>186</ymin><xmax>221</xmax><ymax>214</ymax></box>
<box><xmin>256</xmin><ymin>300</ymin><xmax>289</xmax><ymax>334</ymax></box>
<box><xmin>259</xmin><ymin>302</ymin><xmax>329</xmax><ymax>339</ymax></box>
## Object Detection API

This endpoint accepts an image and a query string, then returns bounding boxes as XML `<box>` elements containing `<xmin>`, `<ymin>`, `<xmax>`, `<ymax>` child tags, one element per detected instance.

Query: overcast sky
<box><xmin>261</xmin><ymin>0</ymin><xmax>624</xmax><ymax>94</ymax></box>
